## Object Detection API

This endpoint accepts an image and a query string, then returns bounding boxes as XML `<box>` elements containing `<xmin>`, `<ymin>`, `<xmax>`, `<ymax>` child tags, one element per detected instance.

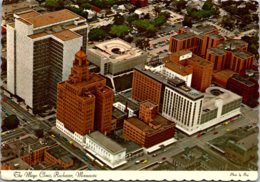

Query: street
<box><xmin>119</xmin><ymin>105</ymin><xmax>258</xmax><ymax>170</ymax></box>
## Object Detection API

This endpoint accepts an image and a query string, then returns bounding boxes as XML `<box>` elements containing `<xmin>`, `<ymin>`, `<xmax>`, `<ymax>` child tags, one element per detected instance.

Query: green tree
<box><xmin>114</xmin><ymin>14</ymin><xmax>125</xmax><ymax>25</ymax></box>
<box><xmin>132</xmin><ymin>19</ymin><xmax>155</xmax><ymax>32</ymax></box>
<box><xmin>127</xmin><ymin>14</ymin><xmax>139</xmax><ymax>23</ymax></box>
<box><xmin>109</xmin><ymin>25</ymin><xmax>130</xmax><ymax>37</ymax></box>
<box><xmin>80</xmin><ymin>2</ymin><xmax>91</xmax><ymax>9</ymax></box>
<box><xmin>45</xmin><ymin>0</ymin><xmax>63</xmax><ymax>10</ymax></box>
<box><xmin>3</xmin><ymin>115</ymin><xmax>19</xmax><ymax>130</ymax></box>
<box><xmin>152</xmin><ymin>15</ymin><xmax>167</xmax><ymax>27</ymax></box>
<box><xmin>89</xmin><ymin>28</ymin><xmax>106</xmax><ymax>41</ymax></box>
<box><xmin>202</xmin><ymin>0</ymin><xmax>214</xmax><ymax>10</ymax></box>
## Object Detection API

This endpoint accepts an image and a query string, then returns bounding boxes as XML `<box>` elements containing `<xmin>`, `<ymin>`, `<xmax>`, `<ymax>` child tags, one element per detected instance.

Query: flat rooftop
<box><xmin>47</xmin><ymin>145</ymin><xmax>73</xmax><ymax>163</ymax></box>
<box><xmin>18</xmin><ymin>9</ymin><xmax>82</xmax><ymax>28</ymax></box>
<box><xmin>15</xmin><ymin>10</ymin><xmax>40</xmax><ymax>19</ymax></box>
<box><xmin>231</xmin><ymin>75</ymin><xmax>255</xmax><ymax>87</ymax></box>
<box><xmin>135</xmin><ymin>64</ymin><xmax>204</xmax><ymax>100</ymax></box>
<box><xmin>189</xmin><ymin>54</ymin><xmax>213</xmax><ymax>67</ymax></box>
<box><xmin>213</xmin><ymin>69</ymin><xmax>236</xmax><ymax>81</ymax></box>
<box><xmin>233</xmin><ymin>51</ymin><xmax>254</xmax><ymax>59</ymax></box>
<box><xmin>172</xmin><ymin>32</ymin><xmax>195</xmax><ymax>40</ymax></box>
<box><xmin>207</xmin><ymin>47</ymin><xmax>226</xmax><ymax>55</ymax></box>
<box><xmin>191</xmin><ymin>25</ymin><xmax>217</xmax><ymax>35</ymax></box>
<box><xmin>202</xmin><ymin>86</ymin><xmax>242</xmax><ymax>111</ymax></box>
<box><xmin>236</xmin><ymin>133</ymin><xmax>258</xmax><ymax>150</ymax></box>
<box><xmin>52</xmin><ymin>30</ymin><xmax>81</xmax><ymax>41</ymax></box>
<box><xmin>88</xmin><ymin>131</ymin><xmax>126</xmax><ymax>154</ymax></box>
<box><xmin>114</xmin><ymin>94</ymin><xmax>140</xmax><ymax>111</ymax></box>
<box><xmin>89</xmin><ymin>38</ymin><xmax>144</xmax><ymax>62</ymax></box>
<box><xmin>208</xmin><ymin>33</ymin><xmax>224</xmax><ymax>40</ymax></box>
<box><xmin>170</xmin><ymin>50</ymin><xmax>192</xmax><ymax>57</ymax></box>
<box><xmin>112</xmin><ymin>107</ymin><xmax>127</xmax><ymax>119</ymax></box>
<box><xmin>163</xmin><ymin>58</ymin><xmax>193</xmax><ymax>76</ymax></box>
<box><xmin>4</xmin><ymin>158</ymin><xmax>31</xmax><ymax>170</ymax></box>
<box><xmin>218</xmin><ymin>39</ymin><xmax>248</xmax><ymax>51</ymax></box>
<box><xmin>126</xmin><ymin>114</ymin><xmax>175</xmax><ymax>134</ymax></box>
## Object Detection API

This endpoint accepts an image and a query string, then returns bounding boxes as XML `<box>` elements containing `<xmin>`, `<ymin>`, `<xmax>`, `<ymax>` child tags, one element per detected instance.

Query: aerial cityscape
<box><xmin>0</xmin><ymin>0</ymin><xmax>259</xmax><ymax>173</ymax></box>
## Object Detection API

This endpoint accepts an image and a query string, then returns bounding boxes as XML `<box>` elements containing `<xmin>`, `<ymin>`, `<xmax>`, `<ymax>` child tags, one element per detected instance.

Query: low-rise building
<box><xmin>123</xmin><ymin>101</ymin><xmax>176</xmax><ymax>148</ymax></box>
<box><xmin>225</xmin><ymin>133</ymin><xmax>258</xmax><ymax>165</ymax></box>
<box><xmin>227</xmin><ymin>74</ymin><xmax>259</xmax><ymax>107</ymax></box>
<box><xmin>87</xmin><ymin>39</ymin><xmax>147</xmax><ymax>92</ymax></box>
<box><xmin>84</xmin><ymin>131</ymin><xmax>127</xmax><ymax>169</ymax></box>
<box><xmin>44</xmin><ymin>145</ymin><xmax>74</xmax><ymax>169</ymax></box>
<box><xmin>200</xmin><ymin>87</ymin><xmax>242</xmax><ymax>131</ymax></box>
<box><xmin>1</xmin><ymin>158</ymin><xmax>31</xmax><ymax>170</ymax></box>
<box><xmin>212</xmin><ymin>69</ymin><xmax>236</xmax><ymax>87</ymax></box>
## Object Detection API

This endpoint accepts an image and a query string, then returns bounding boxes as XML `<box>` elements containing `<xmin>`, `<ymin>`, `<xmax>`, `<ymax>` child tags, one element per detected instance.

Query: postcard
<box><xmin>1</xmin><ymin>0</ymin><xmax>259</xmax><ymax>181</ymax></box>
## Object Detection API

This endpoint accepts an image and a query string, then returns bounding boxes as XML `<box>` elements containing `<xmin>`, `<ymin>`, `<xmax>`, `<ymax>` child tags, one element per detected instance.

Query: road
<box><xmin>119</xmin><ymin>105</ymin><xmax>257</xmax><ymax>170</ymax></box>
<box><xmin>1</xmin><ymin>128</ymin><xmax>26</xmax><ymax>142</ymax></box>
<box><xmin>50</xmin><ymin>127</ymin><xmax>102</xmax><ymax>170</ymax></box>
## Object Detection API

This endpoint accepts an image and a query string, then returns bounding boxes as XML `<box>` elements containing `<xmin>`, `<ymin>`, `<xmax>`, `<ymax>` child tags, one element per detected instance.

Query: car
<box><xmin>51</xmin><ymin>134</ymin><xmax>55</xmax><ymax>138</ymax></box>
<box><xmin>135</xmin><ymin>160</ymin><xmax>141</xmax><ymax>164</ymax></box>
<box><xmin>161</xmin><ymin>157</ymin><xmax>166</xmax><ymax>160</ymax></box>
<box><xmin>142</xmin><ymin>160</ymin><xmax>148</xmax><ymax>164</ymax></box>
<box><xmin>152</xmin><ymin>153</ymin><xmax>157</xmax><ymax>157</ymax></box>
<box><xmin>213</xmin><ymin>131</ymin><xmax>218</xmax><ymax>135</ymax></box>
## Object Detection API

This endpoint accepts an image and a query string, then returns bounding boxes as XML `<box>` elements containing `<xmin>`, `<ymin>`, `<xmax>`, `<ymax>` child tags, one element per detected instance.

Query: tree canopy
<box><xmin>89</xmin><ymin>28</ymin><xmax>106</xmax><ymax>41</ymax></box>
<box><xmin>3</xmin><ymin>115</ymin><xmax>19</xmax><ymax>130</ymax></box>
<box><xmin>109</xmin><ymin>25</ymin><xmax>130</xmax><ymax>37</ymax></box>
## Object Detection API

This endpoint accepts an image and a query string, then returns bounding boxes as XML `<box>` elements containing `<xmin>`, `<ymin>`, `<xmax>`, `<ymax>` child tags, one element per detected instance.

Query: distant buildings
<box><xmin>7</xmin><ymin>9</ymin><xmax>88</xmax><ymax>113</ymax></box>
<box><xmin>169</xmin><ymin>25</ymin><xmax>223</xmax><ymax>57</ymax></box>
<box><xmin>56</xmin><ymin>48</ymin><xmax>114</xmax><ymax>144</ymax></box>
<box><xmin>123</xmin><ymin>101</ymin><xmax>176</xmax><ymax>148</ymax></box>
<box><xmin>87</xmin><ymin>38</ymin><xmax>147</xmax><ymax>92</ymax></box>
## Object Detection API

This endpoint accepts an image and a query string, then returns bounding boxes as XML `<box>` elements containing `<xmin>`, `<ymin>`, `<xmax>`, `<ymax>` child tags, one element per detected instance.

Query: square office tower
<box><xmin>7</xmin><ymin>9</ymin><xmax>89</xmax><ymax>113</ymax></box>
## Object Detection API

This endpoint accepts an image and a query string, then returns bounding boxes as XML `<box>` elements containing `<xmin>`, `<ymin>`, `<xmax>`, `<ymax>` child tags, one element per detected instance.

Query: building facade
<box><xmin>123</xmin><ymin>101</ymin><xmax>176</xmax><ymax>148</ymax></box>
<box><xmin>87</xmin><ymin>39</ymin><xmax>147</xmax><ymax>92</ymax></box>
<box><xmin>56</xmin><ymin>48</ymin><xmax>114</xmax><ymax>142</ymax></box>
<box><xmin>227</xmin><ymin>74</ymin><xmax>258</xmax><ymax>107</ymax></box>
<box><xmin>84</xmin><ymin>131</ymin><xmax>127</xmax><ymax>168</ymax></box>
<box><xmin>132</xmin><ymin>70</ymin><xmax>163</xmax><ymax>108</ymax></box>
<box><xmin>7</xmin><ymin>9</ymin><xmax>88</xmax><ymax>113</ymax></box>
<box><xmin>206</xmin><ymin>47</ymin><xmax>226</xmax><ymax>71</ymax></box>
<box><xmin>165</xmin><ymin>50</ymin><xmax>213</xmax><ymax>92</ymax></box>
<box><xmin>200</xmin><ymin>87</ymin><xmax>242</xmax><ymax>131</ymax></box>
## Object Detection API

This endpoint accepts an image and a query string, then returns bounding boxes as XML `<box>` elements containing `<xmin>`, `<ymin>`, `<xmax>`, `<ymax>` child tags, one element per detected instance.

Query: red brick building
<box><xmin>165</xmin><ymin>50</ymin><xmax>214</xmax><ymax>92</ymax></box>
<box><xmin>56</xmin><ymin>48</ymin><xmax>114</xmax><ymax>135</ymax></box>
<box><xmin>206</xmin><ymin>47</ymin><xmax>226</xmax><ymax>71</ymax></box>
<box><xmin>169</xmin><ymin>32</ymin><xmax>197</xmax><ymax>53</ymax></box>
<box><xmin>130</xmin><ymin>0</ymin><xmax>148</xmax><ymax>7</ymax></box>
<box><xmin>169</xmin><ymin>25</ymin><xmax>223</xmax><ymax>57</ymax></box>
<box><xmin>228</xmin><ymin>51</ymin><xmax>255</xmax><ymax>73</ymax></box>
<box><xmin>227</xmin><ymin>75</ymin><xmax>259</xmax><ymax>107</ymax></box>
<box><xmin>123</xmin><ymin>101</ymin><xmax>175</xmax><ymax>148</ymax></box>
<box><xmin>132</xmin><ymin>70</ymin><xmax>162</xmax><ymax>107</ymax></box>
<box><xmin>44</xmin><ymin>145</ymin><xmax>74</xmax><ymax>169</ymax></box>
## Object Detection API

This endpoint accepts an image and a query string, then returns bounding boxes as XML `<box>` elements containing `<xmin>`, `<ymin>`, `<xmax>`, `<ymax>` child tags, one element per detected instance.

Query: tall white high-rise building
<box><xmin>6</xmin><ymin>9</ymin><xmax>89</xmax><ymax>113</ymax></box>
<box><xmin>162</xmin><ymin>78</ymin><xmax>203</xmax><ymax>134</ymax></box>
